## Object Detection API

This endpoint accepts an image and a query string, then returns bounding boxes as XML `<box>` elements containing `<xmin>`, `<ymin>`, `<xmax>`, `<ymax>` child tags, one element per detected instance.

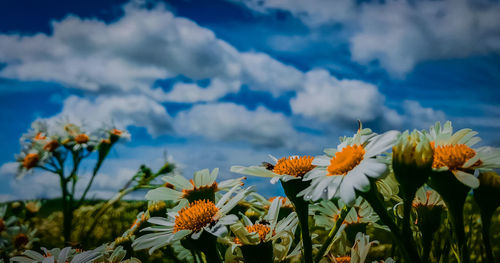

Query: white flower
<box><xmin>425</xmin><ymin>121</ymin><xmax>500</xmax><ymax>188</ymax></box>
<box><xmin>132</xmin><ymin>185</ymin><xmax>253</xmax><ymax>254</ymax></box>
<box><xmin>299</xmin><ymin>128</ymin><xmax>399</xmax><ymax>205</ymax></box>
<box><xmin>225</xmin><ymin>197</ymin><xmax>298</xmax><ymax>262</ymax></box>
<box><xmin>311</xmin><ymin>197</ymin><xmax>382</xmax><ymax>231</ymax></box>
<box><xmin>145</xmin><ymin>168</ymin><xmax>246</xmax><ymax>209</ymax></box>
<box><xmin>231</xmin><ymin>155</ymin><xmax>316</xmax><ymax>184</ymax></box>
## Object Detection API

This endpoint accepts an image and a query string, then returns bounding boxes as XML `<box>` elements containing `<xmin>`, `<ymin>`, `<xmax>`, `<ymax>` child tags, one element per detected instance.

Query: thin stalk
<box><xmin>77</xmin><ymin>157</ymin><xmax>104</xmax><ymax>206</ymax></box>
<box><xmin>314</xmin><ymin>205</ymin><xmax>350</xmax><ymax>263</ymax></box>
<box><xmin>480</xmin><ymin>212</ymin><xmax>494</xmax><ymax>263</ymax></box>
<box><xmin>296</xmin><ymin>200</ymin><xmax>313</xmax><ymax>263</ymax></box>
<box><xmin>82</xmin><ymin>186</ymin><xmax>137</xmax><ymax>241</ymax></box>
<box><xmin>358</xmin><ymin>183</ymin><xmax>421</xmax><ymax>263</ymax></box>
<box><xmin>281</xmin><ymin>180</ymin><xmax>313</xmax><ymax>263</ymax></box>
<box><xmin>447</xmin><ymin>202</ymin><xmax>468</xmax><ymax>263</ymax></box>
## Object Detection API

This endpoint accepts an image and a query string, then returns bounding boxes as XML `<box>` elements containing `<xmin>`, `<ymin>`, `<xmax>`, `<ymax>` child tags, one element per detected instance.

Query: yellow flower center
<box><xmin>432</xmin><ymin>143</ymin><xmax>479</xmax><ymax>170</ymax></box>
<box><xmin>273</xmin><ymin>156</ymin><xmax>316</xmax><ymax>177</ymax></box>
<box><xmin>23</xmin><ymin>153</ymin><xmax>40</xmax><ymax>169</ymax></box>
<box><xmin>13</xmin><ymin>233</ymin><xmax>29</xmax><ymax>249</ymax></box>
<box><xmin>34</xmin><ymin>132</ymin><xmax>46</xmax><ymax>140</ymax></box>
<box><xmin>246</xmin><ymin>224</ymin><xmax>272</xmax><ymax>242</ymax></box>
<box><xmin>327</xmin><ymin>145</ymin><xmax>365</xmax><ymax>176</ymax></box>
<box><xmin>181</xmin><ymin>180</ymin><xmax>219</xmax><ymax>202</ymax></box>
<box><xmin>234</xmin><ymin>223</ymin><xmax>273</xmax><ymax>244</ymax></box>
<box><xmin>43</xmin><ymin>140</ymin><xmax>59</xmax><ymax>152</ymax></box>
<box><xmin>335</xmin><ymin>256</ymin><xmax>351</xmax><ymax>263</ymax></box>
<box><xmin>75</xmin><ymin>133</ymin><xmax>89</xmax><ymax>144</ymax></box>
<box><xmin>174</xmin><ymin>199</ymin><xmax>219</xmax><ymax>233</ymax></box>
<box><xmin>0</xmin><ymin>218</ymin><xmax>5</xmax><ymax>232</ymax></box>
<box><xmin>110</xmin><ymin>129</ymin><xmax>123</xmax><ymax>136</ymax></box>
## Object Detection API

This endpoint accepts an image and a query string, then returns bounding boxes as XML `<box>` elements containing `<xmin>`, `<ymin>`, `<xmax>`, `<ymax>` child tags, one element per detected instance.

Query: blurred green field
<box><xmin>3</xmin><ymin>195</ymin><xmax>499</xmax><ymax>263</ymax></box>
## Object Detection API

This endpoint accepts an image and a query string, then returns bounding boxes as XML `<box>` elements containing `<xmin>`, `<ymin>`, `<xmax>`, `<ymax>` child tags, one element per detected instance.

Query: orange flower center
<box><xmin>247</xmin><ymin>224</ymin><xmax>272</xmax><ymax>242</ymax></box>
<box><xmin>34</xmin><ymin>132</ymin><xmax>46</xmax><ymax>140</ymax></box>
<box><xmin>0</xmin><ymin>219</ymin><xmax>5</xmax><ymax>232</ymax></box>
<box><xmin>23</xmin><ymin>153</ymin><xmax>40</xmax><ymax>169</ymax></box>
<box><xmin>181</xmin><ymin>180</ymin><xmax>219</xmax><ymax>203</ymax></box>
<box><xmin>43</xmin><ymin>140</ymin><xmax>59</xmax><ymax>152</ymax></box>
<box><xmin>75</xmin><ymin>134</ymin><xmax>89</xmax><ymax>144</ymax></box>
<box><xmin>273</xmin><ymin>156</ymin><xmax>316</xmax><ymax>177</ymax></box>
<box><xmin>173</xmin><ymin>199</ymin><xmax>218</xmax><ymax>233</ymax></box>
<box><xmin>327</xmin><ymin>145</ymin><xmax>365</xmax><ymax>176</ymax></box>
<box><xmin>432</xmin><ymin>143</ymin><xmax>478</xmax><ymax>170</ymax></box>
<box><xmin>13</xmin><ymin>233</ymin><xmax>29</xmax><ymax>248</ymax></box>
<box><xmin>234</xmin><ymin>223</ymin><xmax>273</xmax><ymax>244</ymax></box>
<box><xmin>335</xmin><ymin>256</ymin><xmax>351</xmax><ymax>263</ymax></box>
<box><xmin>111</xmin><ymin>129</ymin><xmax>123</xmax><ymax>136</ymax></box>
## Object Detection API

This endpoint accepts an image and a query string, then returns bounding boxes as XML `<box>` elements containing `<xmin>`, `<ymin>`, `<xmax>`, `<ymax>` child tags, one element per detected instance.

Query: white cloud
<box><xmin>0</xmin><ymin>162</ymin><xmax>17</xmax><ymax>176</ymax></box>
<box><xmin>351</xmin><ymin>0</ymin><xmax>500</xmax><ymax>75</ymax></box>
<box><xmin>290</xmin><ymin>69</ymin><xmax>387</xmax><ymax>125</ymax></box>
<box><xmin>51</xmin><ymin>95</ymin><xmax>173</xmax><ymax>136</ymax></box>
<box><xmin>175</xmin><ymin>102</ymin><xmax>298</xmax><ymax>147</ymax></box>
<box><xmin>0</xmin><ymin>4</ymin><xmax>240</xmax><ymax>94</ymax></box>
<box><xmin>233</xmin><ymin>0</ymin><xmax>357</xmax><ymax>26</ymax></box>
<box><xmin>164</xmin><ymin>78</ymin><xmax>241</xmax><ymax>103</ymax></box>
<box><xmin>234</xmin><ymin>0</ymin><xmax>500</xmax><ymax>75</ymax></box>
<box><xmin>0</xmin><ymin>2</ymin><xmax>304</xmax><ymax>99</ymax></box>
<box><xmin>402</xmin><ymin>100</ymin><xmax>446</xmax><ymax>129</ymax></box>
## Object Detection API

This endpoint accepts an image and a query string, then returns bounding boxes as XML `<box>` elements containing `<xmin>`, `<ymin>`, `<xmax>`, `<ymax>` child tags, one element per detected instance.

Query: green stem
<box><xmin>314</xmin><ymin>205</ymin><xmax>350</xmax><ymax>263</ymax></box>
<box><xmin>82</xmin><ymin>186</ymin><xmax>136</xmax><ymax>242</ymax></box>
<box><xmin>59</xmin><ymin>175</ymin><xmax>72</xmax><ymax>243</ymax></box>
<box><xmin>429</xmin><ymin>172</ymin><xmax>470</xmax><ymax>263</ymax></box>
<box><xmin>240</xmin><ymin>242</ymin><xmax>274</xmax><ymax>263</ymax></box>
<box><xmin>480</xmin><ymin>212</ymin><xmax>494</xmax><ymax>263</ymax></box>
<box><xmin>281</xmin><ymin>180</ymin><xmax>313</xmax><ymax>263</ymax></box>
<box><xmin>77</xmin><ymin>157</ymin><xmax>105</xmax><ymax>206</ymax></box>
<box><xmin>358</xmin><ymin>184</ymin><xmax>421</xmax><ymax>263</ymax></box>
<box><xmin>198</xmin><ymin>235</ymin><xmax>222</xmax><ymax>263</ymax></box>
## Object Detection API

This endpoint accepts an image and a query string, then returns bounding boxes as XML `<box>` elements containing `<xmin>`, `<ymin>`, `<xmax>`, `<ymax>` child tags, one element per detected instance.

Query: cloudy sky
<box><xmin>1</xmin><ymin>0</ymin><xmax>500</xmax><ymax>201</ymax></box>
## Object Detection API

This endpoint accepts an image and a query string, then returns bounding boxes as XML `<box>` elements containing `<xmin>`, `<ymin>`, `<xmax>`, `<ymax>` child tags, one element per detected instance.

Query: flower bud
<box><xmin>392</xmin><ymin>130</ymin><xmax>433</xmax><ymax>198</ymax></box>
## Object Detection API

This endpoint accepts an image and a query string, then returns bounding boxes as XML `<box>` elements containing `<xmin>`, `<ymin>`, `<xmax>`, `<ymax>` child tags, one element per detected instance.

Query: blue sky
<box><xmin>1</xmin><ymin>0</ymin><xmax>500</xmax><ymax>200</ymax></box>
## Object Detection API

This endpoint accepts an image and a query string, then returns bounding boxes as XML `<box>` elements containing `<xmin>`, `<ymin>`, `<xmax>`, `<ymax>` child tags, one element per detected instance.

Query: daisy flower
<box><xmin>299</xmin><ymin>127</ymin><xmax>399</xmax><ymax>205</ymax></box>
<box><xmin>231</xmin><ymin>155</ymin><xmax>316</xmax><ymax>184</ymax></box>
<box><xmin>324</xmin><ymin>232</ymin><xmax>390</xmax><ymax>263</ymax></box>
<box><xmin>311</xmin><ymin>197</ymin><xmax>381</xmax><ymax>232</ymax></box>
<box><xmin>225</xmin><ymin>198</ymin><xmax>299</xmax><ymax>262</ymax></box>
<box><xmin>15</xmin><ymin>148</ymin><xmax>49</xmax><ymax>179</ymax></box>
<box><xmin>425</xmin><ymin>121</ymin><xmax>500</xmax><ymax>188</ymax></box>
<box><xmin>145</xmin><ymin>168</ymin><xmax>246</xmax><ymax>208</ymax></box>
<box><xmin>132</xmin><ymin>185</ymin><xmax>252</xmax><ymax>254</ymax></box>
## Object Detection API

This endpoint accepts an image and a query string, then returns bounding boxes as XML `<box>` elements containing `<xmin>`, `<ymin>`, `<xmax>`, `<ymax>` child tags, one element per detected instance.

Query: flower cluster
<box><xmin>7</xmin><ymin>120</ymin><xmax>500</xmax><ymax>263</ymax></box>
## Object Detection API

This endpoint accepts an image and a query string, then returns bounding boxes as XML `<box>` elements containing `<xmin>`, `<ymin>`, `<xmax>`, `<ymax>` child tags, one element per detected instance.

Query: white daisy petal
<box><xmin>360</xmin><ymin>159</ymin><xmax>387</xmax><ymax>179</ymax></box>
<box><xmin>312</xmin><ymin>155</ymin><xmax>331</xmax><ymax>166</ymax></box>
<box><xmin>454</xmin><ymin>170</ymin><xmax>479</xmax><ymax>189</ymax></box>
<box><xmin>230</xmin><ymin>165</ymin><xmax>276</xmax><ymax>178</ymax></box>
<box><xmin>339</xmin><ymin>184</ymin><xmax>357</xmax><ymax>206</ymax></box>
<box><xmin>364</xmin><ymin>130</ymin><xmax>399</xmax><ymax>157</ymax></box>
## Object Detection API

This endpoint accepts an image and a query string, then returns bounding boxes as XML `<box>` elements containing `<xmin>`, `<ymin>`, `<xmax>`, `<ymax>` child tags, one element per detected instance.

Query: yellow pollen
<box><xmin>111</xmin><ymin>129</ymin><xmax>123</xmax><ymax>136</ymax></box>
<box><xmin>335</xmin><ymin>256</ymin><xmax>351</xmax><ymax>263</ymax></box>
<box><xmin>327</xmin><ymin>145</ymin><xmax>365</xmax><ymax>176</ymax></box>
<box><xmin>43</xmin><ymin>140</ymin><xmax>59</xmax><ymax>152</ymax></box>
<box><xmin>13</xmin><ymin>233</ymin><xmax>29</xmax><ymax>249</ymax></box>
<box><xmin>173</xmin><ymin>199</ymin><xmax>218</xmax><ymax>233</ymax></box>
<box><xmin>234</xmin><ymin>224</ymin><xmax>273</xmax><ymax>244</ymax></box>
<box><xmin>23</xmin><ymin>153</ymin><xmax>40</xmax><ymax>169</ymax></box>
<box><xmin>181</xmin><ymin>180</ymin><xmax>218</xmax><ymax>199</ymax></box>
<box><xmin>432</xmin><ymin>143</ymin><xmax>479</xmax><ymax>170</ymax></box>
<box><xmin>74</xmin><ymin>133</ymin><xmax>89</xmax><ymax>144</ymax></box>
<box><xmin>0</xmin><ymin>218</ymin><xmax>5</xmax><ymax>232</ymax></box>
<box><xmin>34</xmin><ymin>132</ymin><xmax>46</xmax><ymax>140</ymax></box>
<box><xmin>273</xmin><ymin>156</ymin><xmax>316</xmax><ymax>177</ymax></box>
